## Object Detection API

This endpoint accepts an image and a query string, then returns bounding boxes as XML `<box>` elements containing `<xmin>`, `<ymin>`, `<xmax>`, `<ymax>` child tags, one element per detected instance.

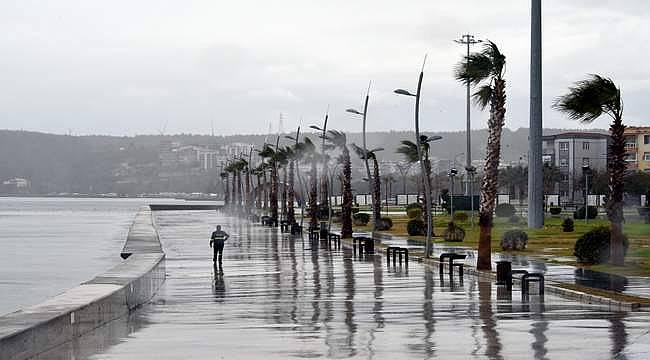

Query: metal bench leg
<box><xmin>404</xmin><ymin>250</ymin><xmax>409</xmax><ymax>265</ymax></box>
<box><xmin>398</xmin><ymin>251</ymin><xmax>403</xmax><ymax>266</ymax></box>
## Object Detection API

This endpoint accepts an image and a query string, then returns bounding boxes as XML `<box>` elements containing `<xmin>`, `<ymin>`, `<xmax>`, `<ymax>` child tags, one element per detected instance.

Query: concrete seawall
<box><xmin>0</xmin><ymin>207</ymin><xmax>165</xmax><ymax>360</ymax></box>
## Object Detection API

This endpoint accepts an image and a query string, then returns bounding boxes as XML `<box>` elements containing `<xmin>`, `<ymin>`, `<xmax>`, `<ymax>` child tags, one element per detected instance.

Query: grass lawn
<box><xmin>351</xmin><ymin>211</ymin><xmax>650</xmax><ymax>277</ymax></box>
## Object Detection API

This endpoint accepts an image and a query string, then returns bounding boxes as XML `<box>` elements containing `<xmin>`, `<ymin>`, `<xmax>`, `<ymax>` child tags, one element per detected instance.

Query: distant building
<box><xmin>624</xmin><ymin>126</ymin><xmax>650</xmax><ymax>172</ymax></box>
<box><xmin>2</xmin><ymin>177</ymin><xmax>31</xmax><ymax>194</ymax></box>
<box><xmin>542</xmin><ymin>132</ymin><xmax>609</xmax><ymax>203</ymax></box>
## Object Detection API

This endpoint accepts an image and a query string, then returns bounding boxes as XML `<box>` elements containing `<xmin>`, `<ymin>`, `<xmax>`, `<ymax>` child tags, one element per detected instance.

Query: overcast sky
<box><xmin>0</xmin><ymin>0</ymin><xmax>648</xmax><ymax>136</ymax></box>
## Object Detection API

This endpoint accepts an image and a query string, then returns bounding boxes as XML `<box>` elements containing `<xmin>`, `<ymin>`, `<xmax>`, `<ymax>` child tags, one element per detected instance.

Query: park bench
<box><xmin>327</xmin><ymin>231</ymin><xmax>341</xmax><ymax>250</ymax></box>
<box><xmin>439</xmin><ymin>253</ymin><xmax>467</xmax><ymax>277</ymax></box>
<box><xmin>260</xmin><ymin>216</ymin><xmax>270</xmax><ymax>226</ymax></box>
<box><xmin>308</xmin><ymin>225</ymin><xmax>320</xmax><ymax>241</ymax></box>
<box><xmin>290</xmin><ymin>223</ymin><xmax>303</xmax><ymax>235</ymax></box>
<box><xmin>352</xmin><ymin>235</ymin><xmax>374</xmax><ymax>256</ymax></box>
<box><xmin>497</xmin><ymin>261</ymin><xmax>545</xmax><ymax>296</ymax></box>
<box><xmin>386</xmin><ymin>246</ymin><xmax>409</xmax><ymax>266</ymax></box>
<box><xmin>280</xmin><ymin>220</ymin><xmax>290</xmax><ymax>233</ymax></box>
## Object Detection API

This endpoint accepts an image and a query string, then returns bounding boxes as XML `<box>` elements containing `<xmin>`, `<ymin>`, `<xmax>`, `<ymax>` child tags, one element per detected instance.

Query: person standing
<box><xmin>210</xmin><ymin>225</ymin><xmax>229</xmax><ymax>269</ymax></box>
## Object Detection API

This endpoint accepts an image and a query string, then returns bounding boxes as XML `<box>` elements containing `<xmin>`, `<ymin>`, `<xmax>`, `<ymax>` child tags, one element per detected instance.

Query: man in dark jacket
<box><xmin>210</xmin><ymin>225</ymin><xmax>229</xmax><ymax>267</ymax></box>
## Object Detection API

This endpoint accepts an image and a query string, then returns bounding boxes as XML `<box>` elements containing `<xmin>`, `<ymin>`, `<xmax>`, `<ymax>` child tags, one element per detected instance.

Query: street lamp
<box><xmin>466</xmin><ymin>165</ymin><xmax>476</xmax><ymax>226</ymax></box>
<box><xmin>582</xmin><ymin>164</ymin><xmax>591</xmax><ymax>223</ymax></box>
<box><xmin>455</xmin><ymin>34</ymin><xmax>482</xmax><ymax>196</ymax></box>
<box><xmin>448</xmin><ymin>168</ymin><xmax>458</xmax><ymax>217</ymax></box>
<box><xmin>394</xmin><ymin>57</ymin><xmax>435</xmax><ymax>257</ymax></box>
<box><xmin>347</xmin><ymin>82</ymin><xmax>374</xmax><ymax>229</ymax></box>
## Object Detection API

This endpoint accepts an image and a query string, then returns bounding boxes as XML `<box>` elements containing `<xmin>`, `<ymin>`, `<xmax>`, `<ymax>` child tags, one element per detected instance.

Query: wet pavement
<box><xmin>48</xmin><ymin>211</ymin><xmax>650</xmax><ymax>359</ymax></box>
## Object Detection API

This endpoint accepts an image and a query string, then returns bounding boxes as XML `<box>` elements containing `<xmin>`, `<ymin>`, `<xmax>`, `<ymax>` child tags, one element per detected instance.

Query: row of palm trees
<box><xmin>222</xmin><ymin>40</ymin><xmax>629</xmax><ymax>269</ymax></box>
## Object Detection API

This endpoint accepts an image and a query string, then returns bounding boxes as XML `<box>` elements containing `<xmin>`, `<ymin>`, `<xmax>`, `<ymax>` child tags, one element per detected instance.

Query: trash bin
<box><xmin>496</xmin><ymin>261</ymin><xmax>512</xmax><ymax>288</ymax></box>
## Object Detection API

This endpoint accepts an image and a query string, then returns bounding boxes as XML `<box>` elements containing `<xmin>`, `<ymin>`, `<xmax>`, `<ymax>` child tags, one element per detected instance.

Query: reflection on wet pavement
<box><xmin>48</xmin><ymin>211</ymin><xmax>650</xmax><ymax>359</ymax></box>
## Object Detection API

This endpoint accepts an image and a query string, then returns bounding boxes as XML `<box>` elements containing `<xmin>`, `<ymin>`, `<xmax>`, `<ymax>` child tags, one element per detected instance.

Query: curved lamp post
<box><xmin>347</xmin><ymin>83</ymin><xmax>373</xmax><ymax>228</ymax></box>
<box><xmin>394</xmin><ymin>63</ymin><xmax>435</xmax><ymax>257</ymax></box>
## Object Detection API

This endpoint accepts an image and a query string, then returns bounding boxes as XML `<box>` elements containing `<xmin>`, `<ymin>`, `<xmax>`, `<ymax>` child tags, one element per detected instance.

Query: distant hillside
<box><xmin>0</xmin><ymin>128</ymin><xmax>607</xmax><ymax>194</ymax></box>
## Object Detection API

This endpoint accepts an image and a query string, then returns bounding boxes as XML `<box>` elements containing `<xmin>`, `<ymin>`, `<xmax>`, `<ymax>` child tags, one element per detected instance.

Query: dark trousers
<box><xmin>213</xmin><ymin>244</ymin><xmax>224</xmax><ymax>263</ymax></box>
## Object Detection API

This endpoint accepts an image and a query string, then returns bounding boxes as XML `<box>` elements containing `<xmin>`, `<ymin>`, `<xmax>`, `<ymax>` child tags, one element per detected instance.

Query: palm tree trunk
<box><xmin>309</xmin><ymin>161</ymin><xmax>318</xmax><ymax>228</ymax></box>
<box><xmin>263</xmin><ymin>171</ymin><xmax>268</xmax><ymax>210</ymax></box>
<box><xmin>425</xmin><ymin>157</ymin><xmax>434</xmax><ymax>235</ymax></box>
<box><xmin>281</xmin><ymin>166</ymin><xmax>288</xmax><ymax>221</ymax></box>
<box><xmin>224</xmin><ymin>176</ymin><xmax>230</xmax><ymax>206</ymax></box>
<box><xmin>608</xmin><ymin>117</ymin><xmax>626</xmax><ymax>265</ymax></box>
<box><xmin>321</xmin><ymin>163</ymin><xmax>329</xmax><ymax>214</ymax></box>
<box><xmin>341</xmin><ymin>148</ymin><xmax>353</xmax><ymax>237</ymax></box>
<box><xmin>256</xmin><ymin>174</ymin><xmax>262</xmax><ymax>209</ymax></box>
<box><xmin>270</xmin><ymin>164</ymin><xmax>279</xmax><ymax>223</ymax></box>
<box><xmin>245</xmin><ymin>170</ymin><xmax>251</xmax><ymax>213</ymax></box>
<box><xmin>372</xmin><ymin>157</ymin><xmax>381</xmax><ymax>224</ymax></box>
<box><xmin>477</xmin><ymin>78</ymin><xmax>506</xmax><ymax>271</ymax></box>
<box><xmin>288</xmin><ymin>160</ymin><xmax>296</xmax><ymax>224</ymax></box>
<box><xmin>237</xmin><ymin>171</ymin><xmax>242</xmax><ymax>208</ymax></box>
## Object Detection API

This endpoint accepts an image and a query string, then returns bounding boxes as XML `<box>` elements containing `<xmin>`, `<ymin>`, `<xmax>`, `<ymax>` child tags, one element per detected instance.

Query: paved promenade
<box><xmin>45</xmin><ymin>211</ymin><xmax>650</xmax><ymax>359</ymax></box>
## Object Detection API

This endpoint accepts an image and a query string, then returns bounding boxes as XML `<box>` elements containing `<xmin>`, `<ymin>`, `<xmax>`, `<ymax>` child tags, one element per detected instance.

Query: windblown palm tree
<box><xmin>397</xmin><ymin>137</ymin><xmax>433</xmax><ymax>213</ymax></box>
<box><xmin>295</xmin><ymin>137</ymin><xmax>320</xmax><ymax>229</ymax></box>
<box><xmin>220</xmin><ymin>169</ymin><xmax>230</xmax><ymax>206</ymax></box>
<box><xmin>554</xmin><ymin>74</ymin><xmax>627</xmax><ymax>265</ymax></box>
<box><xmin>352</xmin><ymin>143</ymin><xmax>384</xmax><ymax>229</ymax></box>
<box><xmin>282</xmin><ymin>146</ymin><xmax>297</xmax><ymax>224</ymax></box>
<box><xmin>325</xmin><ymin>130</ymin><xmax>353</xmax><ymax>237</ymax></box>
<box><xmin>259</xmin><ymin>145</ymin><xmax>283</xmax><ymax>225</ymax></box>
<box><xmin>455</xmin><ymin>40</ymin><xmax>507</xmax><ymax>270</ymax></box>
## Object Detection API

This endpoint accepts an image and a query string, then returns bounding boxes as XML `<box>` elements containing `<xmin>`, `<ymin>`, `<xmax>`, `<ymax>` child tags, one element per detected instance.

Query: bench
<box><xmin>503</xmin><ymin>267</ymin><xmax>545</xmax><ymax>296</ymax></box>
<box><xmin>328</xmin><ymin>231</ymin><xmax>341</xmax><ymax>250</ymax></box>
<box><xmin>290</xmin><ymin>223</ymin><xmax>303</xmax><ymax>235</ymax></box>
<box><xmin>439</xmin><ymin>253</ymin><xmax>467</xmax><ymax>277</ymax></box>
<box><xmin>308</xmin><ymin>226</ymin><xmax>320</xmax><ymax>241</ymax></box>
<box><xmin>352</xmin><ymin>236</ymin><xmax>374</xmax><ymax>256</ymax></box>
<box><xmin>261</xmin><ymin>216</ymin><xmax>270</xmax><ymax>226</ymax></box>
<box><xmin>386</xmin><ymin>246</ymin><xmax>409</xmax><ymax>266</ymax></box>
<box><xmin>280</xmin><ymin>220</ymin><xmax>290</xmax><ymax>233</ymax></box>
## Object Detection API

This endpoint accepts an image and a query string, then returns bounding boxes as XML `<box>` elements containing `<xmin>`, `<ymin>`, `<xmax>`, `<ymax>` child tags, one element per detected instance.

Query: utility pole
<box><xmin>455</xmin><ymin>34</ymin><xmax>482</xmax><ymax>195</ymax></box>
<box><xmin>528</xmin><ymin>0</ymin><xmax>544</xmax><ymax>228</ymax></box>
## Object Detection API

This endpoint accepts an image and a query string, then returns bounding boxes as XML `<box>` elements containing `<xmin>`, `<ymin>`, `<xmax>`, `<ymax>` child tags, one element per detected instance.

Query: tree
<box><xmin>542</xmin><ymin>163</ymin><xmax>562</xmax><ymax>195</ymax></box>
<box><xmin>325</xmin><ymin>130</ymin><xmax>353</xmax><ymax>237</ymax></box>
<box><xmin>352</xmin><ymin>143</ymin><xmax>383</xmax><ymax>228</ymax></box>
<box><xmin>499</xmin><ymin>165</ymin><xmax>527</xmax><ymax>204</ymax></box>
<box><xmin>258</xmin><ymin>144</ymin><xmax>284</xmax><ymax>225</ymax></box>
<box><xmin>554</xmin><ymin>74</ymin><xmax>627</xmax><ymax>266</ymax></box>
<box><xmin>455</xmin><ymin>41</ymin><xmax>507</xmax><ymax>270</ymax></box>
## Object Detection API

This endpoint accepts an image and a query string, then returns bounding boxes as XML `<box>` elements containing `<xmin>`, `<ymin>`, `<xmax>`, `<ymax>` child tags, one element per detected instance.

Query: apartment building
<box><xmin>624</xmin><ymin>126</ymin><xmax>650</xmax><ymax>172</ymax></box>
<box><xmin>542</xmin><ymin>132</ymin><xmax>609</xmax><ymax>203</ymax></box>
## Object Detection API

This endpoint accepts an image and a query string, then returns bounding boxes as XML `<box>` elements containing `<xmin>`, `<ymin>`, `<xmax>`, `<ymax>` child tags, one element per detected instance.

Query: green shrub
<box><xmin>443</xmin><ymin>221</ymin><xmax>465</xmax><ymax>242</ymax></box>
<box><xmin>574</xmin><ymin>226</ymin><xmax>629</xmax><ymax>264</ymax></box>
<box><xmin>352</xmin><ymin>212</ymin><xmax>370</xmax><ymax>226</ymax></box>
<box><xmin>495</xmin><ymin>203</ymin><xmax>516</xmax><ymax>218</ymax></box>
<box><xmin>406</xmin><ymin>207</ymin><xmax>423</xmax><ymax>219</ymax></box>
<box><xmin>407</xmin><ymin>218</ymin><xmax>425</xmax><ymax>236</ymax></box>
<box><xmin>500</xmin><ymin>230</ymin><xmax>528</xmax><ymax>251</ymax></box>
<box><xmin>405</xmin><ymin>203</ymin><xmax>423</xmax><ymax>218</ymax></box>
<box><xmin>562</xmin><ymin>218</ymin><xmax>574</xmax><ymax>232</ymax></box>
<box><xmin>376</xmin><ymin>217</ymin><xmax>393</xmax><ymax>231</ymax></box>
<box><xmin>509</xmin><ymin>215</ymin><xmax>521</xmax><ymax>224</ymax></box>
<box><xmin>453</xmin><ymin>211</ymin><xmax>468</xmax><ymax>222</ymax></box>
<box><xmin>573</xmin><ymin>206</ymin><xmax>598</xmax><ymax>220</ymax></box>
<box><xmin>549</xmin><ymin>206</ymin><xmax>562</xmax><ymax>215</ymax></box>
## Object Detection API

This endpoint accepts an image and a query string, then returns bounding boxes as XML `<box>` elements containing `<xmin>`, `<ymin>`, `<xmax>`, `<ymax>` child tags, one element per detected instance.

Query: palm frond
<box><xmin>454</xmin><ymin>53</ymin><xmax>492</xmax><ymax>86</ymax></box>
<box><xmin>553</xmin><ymin>74</ymin><xmax>621</xmax><ymax>123</ymax></box>
<box><xmin>472</xmin><ymin>85</ymin><xmax>494</xmax><ymax>110</ymax></box>
<box><xmin>483</xmin><ymin>41</ymin><xmax>505</xmax><ymax>78</ymax></box>
<box><xmin>396</xmin><ymin>140</ymin><xmax>419</xmax><ymax>163</ymax></box>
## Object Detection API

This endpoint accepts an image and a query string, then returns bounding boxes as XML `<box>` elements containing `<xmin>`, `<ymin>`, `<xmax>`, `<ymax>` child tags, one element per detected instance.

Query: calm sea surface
<box><xmin>0</xmin><ymin>197</ymin><xmax>170</xmax><ymax>316</ymax></box>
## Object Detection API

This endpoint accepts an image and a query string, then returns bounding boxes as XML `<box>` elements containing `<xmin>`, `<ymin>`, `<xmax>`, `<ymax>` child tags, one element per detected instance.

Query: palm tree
<box><xmin>259</xmin><ymin>145</ymin><xmax>283</xmax><ymax>225</ymax></box>
<box><xmin>283</xmin><ymin>146</ymin><xmax>297</xmax><ymax>224</ymax></box>
<box><xmin>295</xmin><ymin>137</ymin><xmax>320</xmax><ymax>229</ymax></box>
<box><xmin>455</xmin><ymin>40</ymin><xmax>507</xmax><ymax>270</ymax></box>
<box><xmin>397</xmin><ymin>137</ymin><xmax>433</xmax><ymax>212</ymax></box>
<box><xmin>325</xmin><ymin>130</ymin><xmax>353</xmax><ymax>237</ymax></box>
<box><xmin>554</xmin><ymin>74</ymin><xmax>627</xmax><ymax>266</ymax></box>
<box><xmin>220</xmin><ymin>168</ymin><xmax>230</xmax><ymax>206</ymax></box>
<box><xmin>352</xmin><ymin>143</ymin><xmax>383</xmax><ymax>229</ymax></box>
